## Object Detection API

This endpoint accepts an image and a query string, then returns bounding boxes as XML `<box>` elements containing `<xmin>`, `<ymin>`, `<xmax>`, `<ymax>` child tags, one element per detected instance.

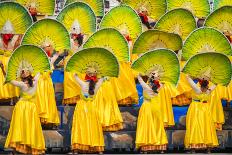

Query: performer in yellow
<box><xmin>132</xmin><ymin>49</ymin><xmax>180</xmax><ymax>152</ymax></box>
<box><xmin>182</xmin><ymin>52</ymin><xmax>232</xmax><ymax>152</ymax></box>
<box><xmin>136</xmin><ymin>74</ymin><xmax>168</xmax><ymax>153</ymax></box>
<box><xmin>3</xmin><ymin>45</ymin><xmax>52</xmax><ymax>154</ymax></box>
<box><xmin>185</xmin><ymin>75</ymin><xmax>218</xmax><ymax>152</ymax></box>
<box><xmin>21</xmin><ymin>19</ymin><xmax>72</xmax><ymax>125</ymax></box>
<box><xmin>71</xmin><ymin>70</ymin><xmax>105</xmax><ymax>153</ymax></box>
<box><xmin>36</xmin><ymin>43</ymin><xmax>60</xmax><ymax>125</ymax></box>
<box><xmin>111</xmin><ymin>27</ymin><xmax>138</xmax><ymax>105</ymax></box>
<box><xmin>66</xmin><ymin>48</ymin><xmax>120</xmax><ymax>153</ymax></box>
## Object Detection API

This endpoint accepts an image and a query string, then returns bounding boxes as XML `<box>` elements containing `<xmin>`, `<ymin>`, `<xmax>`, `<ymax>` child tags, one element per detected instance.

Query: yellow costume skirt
<box><xmin>63</xmin><ymin>71</ymin><xmax>81</xmax><ymax>104</ymax></box>
<box><xmin>5</xmin><ymin>96</ymin><xmax>45</xmax><ymax>154</ymax></box>
<box><xmin>209</xmin><ymin>87</ymin><xmax>225</xmax><ymax>130</ymax></box>
<box><xmin>184</xmin><ymin>101</ymin><xmax>219</xmax><ymax>149</ymax></box>
<box><xmin>71</xmin><ymin>97</ymin><xmax>104</xmax><ymax>153</ymax></box>
<box><xmin>36</xmin><ymin>72</ymin><xmax>60</xmax><ymax>125</ymax></box>
<box><xmin>0</xmin><ymin>55</ymin><xmax>19</xmax><ymax>100</ymax></box>
<box><xmin>136</xmin><ymin>96</ymin><xmax>168</xmax><ymax>151</ymax></box>
<box><xmin>172</xmin><ymin>73</ymin><xmax>192</xmax><ymax>106</ymax></box>
<box><xmin>111</xmin><ymin>62</ymin><xmax>138</xmax><ymax>105</ymax></box>
<box><xmin>158</xmin><ymin>83</ymin><xmax>178</xmax><ymax>127</ymax></box>
<box><xmin>94</xmin><ymin>80</ymin><xmax>123</xmax><ymax>131</ymax></box>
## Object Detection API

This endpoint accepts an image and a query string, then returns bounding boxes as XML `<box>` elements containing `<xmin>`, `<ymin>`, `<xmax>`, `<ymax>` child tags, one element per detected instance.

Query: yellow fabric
<box><xmin>111</xmin><ymin>62</ymin><xmax>138</xmax><ymax>105</ymax></box>
<box><xmin>35</xmin><ymin>72</ymin><xmax>60</xmax><ymax>124</ymax></box>
<box><xmin>227</xmin><ymin>81</ymin><xmax>232</xmax><ymax>101</ymax></box>
<box><xmin>172</xmin><ymin>61</ymin><xmax>192</xmax><ymax>105</ymax></box>
<box><xmin>158</xmin><ymin>83</ymin><xmax>176</xmax><ymax>126</ymax></box>
<box><xmin>226</xmin><ymin>56</ymin><xmax>232</xmax><ymax>101</ymax></box>
<box><xmin>136</xmin><ymin>93</ymin><xmax>168</xmax><ymax>150</ymax></box>
<box><xmin>94</xmin><ymin>80</ymin><xmax>123</xmax><ymax>131</ymax></box>
<box><xmin>0</xmin><ymin>55</ymin><xmax>19</xmax><ymax>99</ymax></box>
<box><xmin>63</xmin><ymin>71</ymin><xmax>81</xmax><ymax>104</ymax></box>
<box><xmin>209</xmin><ymin>85</ymin><xmax>225</xmax><ymax>130</ymax></box>
<box><xmin>184</xmin><ymin>92</ymin><xmax>219</xmax><ymax>149</ymax></box>
<box><xmin>71</xmin><ymin>96</ymin><xmax>104</xmax><ymax>152</ymax></box>
<box><xmin>5</xmin><ymin>93</ymin><xmax>45</xmax><ymax>154</ymax></box>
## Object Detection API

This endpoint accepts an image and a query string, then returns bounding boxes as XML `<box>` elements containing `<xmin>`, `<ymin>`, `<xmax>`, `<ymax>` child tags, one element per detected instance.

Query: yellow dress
<box><xmin>0</xmin><ymin>54</ymin><xmax>19</xmax><ymax>100</ymax></box>
<box><xmin>63</xmin><ymin>71</ymin><xmax>81</xmax><ymax>104</ymax></box>
<box><xmin>227</xmin><ymin>56</ymin><xmax>232</xmax><ymax>101</ymax></box>
<box><xmin>111</xmin><ymin>62</ymin><xmax>138</xmax><ymax>105</ymax></box>
<box><xmin>136</xmin><ymin>93</ymin><xmax>168</xmax><ymax>151</ymax></box>
<box><xmin>5</xmin><ymin>92</ymin><xmax>45</xmax><ymax>154</ymax></box>
<box><xmin>94</xmin><ymin>80</ymin><xmax>123</xmax><ymax>131</ymax></box>
<box><xmin>172</xmin><ymin>61</ymin><xmax>192</xmax><ymax>106</ymax></box>
<box><xmin>158</xmin><ymin>83</ymin><xmax>178</xmax><ymax>127</ymax></box>
<box><xmin>71</xmin><ymin>94</ymin><xmax>104</xmax><ymax>153</ymax></box>
<box><xmin>36</xmin><ymin>72</ymin><xmax>60</xmax><ymax>125</ymax></box>
<box><xmin>209</xmin><ymin>85</ymin><xmax>225</xmax><ymax>130</ymax></box>
<box><xmin>63</xmin><ymin>55</ymin><xmax>82</xmax><ymax>104</ymax></box>
<box><xmin>184</xmin><ymin>92</ymin><xmax>219</xmax><ymax>149</ymax></box>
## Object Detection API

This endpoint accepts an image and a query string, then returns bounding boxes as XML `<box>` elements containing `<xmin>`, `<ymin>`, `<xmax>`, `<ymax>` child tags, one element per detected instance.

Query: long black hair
<box><xmin>88</xmin><ymin>80</ymin><xmax>96</xmax><ymax>95</ymax></box>
<box><xmin>149</xmin><ymin>78</ymin><xmax>159</xmax><ymax>94</ymax></box>
<box><xmin>21</xmin><ymin>75</ymin><xmax>34</xmax><ymax>87</ymax></box>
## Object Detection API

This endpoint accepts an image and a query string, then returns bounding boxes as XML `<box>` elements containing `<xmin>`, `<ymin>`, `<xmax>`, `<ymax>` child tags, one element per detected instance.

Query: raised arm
<box><xmin>95</xmin><ymin>77</ymin><xmax>104</xmax><ymax>92</ymax></box>
<box><xmin>74</xmin><ymin>73</ymin><xmax>85</xmax><ymax>88</ymax></box>
<box><xmin>50</xmin><ymin>52</ymin><xmax>59</xmax><ymax>65</ymax></box>
<box><xmin>10</xmin><ymin>80</ymin><xmax>24</xmax><ymax>88</ymax></box>
<box><xmin>186</xmin><ymin>75</ymin><xmax>201</xmax><ymax>93</ymax></box>
<box><xmin>33</xmin><ymin>72</ymin><xmax>41</xmax><ymax>86</ymax></box>
<box><xmin>138</xmin><ymin>75</ymin><xmax>149</xmax><ymax>89</ymax></box>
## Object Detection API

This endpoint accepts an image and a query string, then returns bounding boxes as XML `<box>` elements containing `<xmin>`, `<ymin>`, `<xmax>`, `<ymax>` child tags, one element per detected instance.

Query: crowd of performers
<box><xmin>0</xmin><ymin>0</ymin><xmax>232</xmax><ymax>154</ymax></box>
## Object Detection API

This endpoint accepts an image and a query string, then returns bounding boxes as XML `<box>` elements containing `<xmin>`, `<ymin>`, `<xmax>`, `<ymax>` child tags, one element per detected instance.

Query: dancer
<box><xmin>184</xmin><ymin>75</ymin><xmax>218</xmax><ymax>153</ymax></box>
<box><xmin>132</xmin><ymin>49</ymin><xmax>180</xmax><ymax>152</ymax></box>
<box><xmin>3</xmin><ymin>45</ymin><xmax>51</xmax><ymax>154</ymax></box>
<box><xmin>183</xmin><ymin>53</ymin><xmax>232</xmax><ymax>153</ymax></box>
<box><xmin>65</xmin><ymin>48</ymin><xmax>119</xmax><ymax>153</ymax></box>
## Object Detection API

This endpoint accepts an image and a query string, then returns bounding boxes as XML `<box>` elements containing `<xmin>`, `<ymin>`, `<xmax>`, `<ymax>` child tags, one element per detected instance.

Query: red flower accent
<box><xmin>85</xmin><ymin>74</ymin><xmax>97</xmax><ymax>82</ymax></box>
<box><xmin>138</xmin><ymin>12</ymin><xmax>149</xmax><ymax>22</ymax></box>
<box><xmin>2</xmin><ymin>34</ymin><xmax>14</xmax><ymax>46</ymax></box>
<box><xmin>153</xmin><ymin>80</ymin><xmax>160</xmax><ymax>89</ymax></box>
<box><xmin>125</xmin><ymin>35</ymin><xmax>132</xmax><ymax>42</ymax></box>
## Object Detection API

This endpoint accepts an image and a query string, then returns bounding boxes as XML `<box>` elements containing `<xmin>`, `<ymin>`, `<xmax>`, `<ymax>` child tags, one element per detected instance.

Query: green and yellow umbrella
<box><xmin>0</xmin><ymin>2</ymin><xmax>32</xmax><ymax>34</ymax></box>
<box><xmin>65</xmin><ymin>0</ymin><xmax>104</xmax><ymax>17</ymax></box>
<box><xmin>155</xmin><ymin>8</ymin><xmax>197</xmax><ymax>41</ymax></box>
<box><xmin>182</xmin><ymin>27</ymin><xmax>232</xmax><ymax>61</ymax></box>
<box><xmin>183</xmin><ymin>52</ymin><xmax>232</xmax><ymax>86</ymax></box>
<box><xmin>83</xmin><ymin>28</ymin><xmax>129</xmax><ymax>62</ymax></box>
<box><xmin>16</xmin><ymin>0</ymin><xmax>55</xmax><ymax>15</ymax></box>
<box><xmin>121</xmin><ymin>0</ymin><xmax>167</xmax><ymax>21</ymax></box>
<box><xmin>65</xmin><ymin>47</ymin><xmax>119</xmax><ymax>77</ymax></box>
<box><xmin>57</xmin><ymin>2</ymin><xmax>96</xmax><ymax>38</ymax></box>
<box><xmin>5</xmin><ymin>45</ymin><xmax>51</xmax><ymax>82</ymax></box>
<box><xmin>132</xmin><ymin>49</ymin><xmax>180</xmax><ymax>86</ymax></box>
<box><xmin>99</xmin><ymin>5</ymin><xmax>142</xmax><ymax>43</ymax></box>
<box><xmin>133</xmin><ymin>30</ymin><xmax>182</xmax><ymax>54</ymax></box>
<box><xmin>166</xmin><ymin>0</ymin><xmax>210</xmax><ymax>18</ymax></box>
<box><xmin>214</xmin><ymin>0</ymin><xmax>232</xmax><ymax>10</ymax></box>
<box><xmin>204</xmin><ymin>6</ymin><xmax>232</xmax><ymax>35</ymax></box>
<box><xmin>21</xmin><ymin>19</ymin><xmax>71</xmax><ymax>52</ymax></box>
